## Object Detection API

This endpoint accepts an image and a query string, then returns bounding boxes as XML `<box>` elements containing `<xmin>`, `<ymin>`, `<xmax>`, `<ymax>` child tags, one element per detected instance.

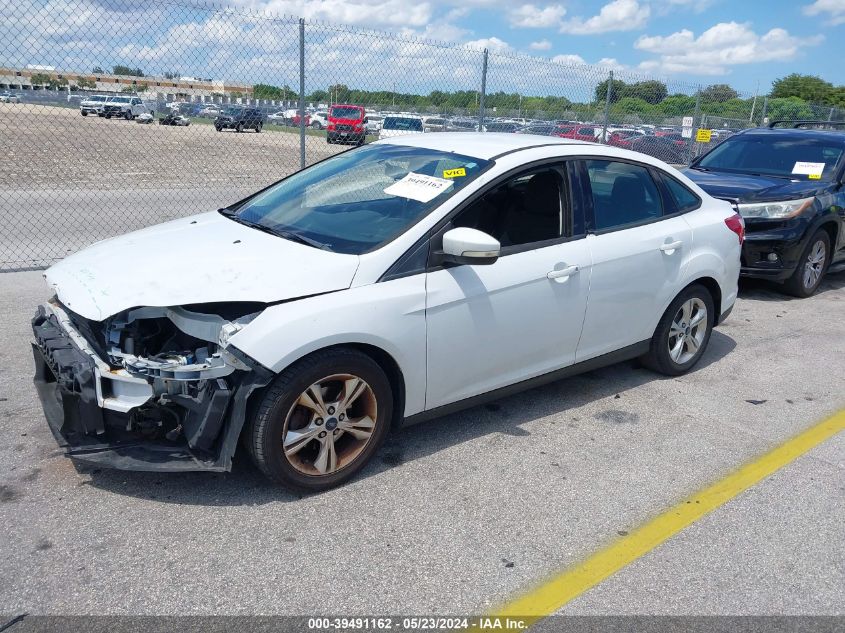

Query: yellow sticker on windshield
<box><xmin>809</xmin><ymin>173</ymin><xmax>821</xmax><ymax>179</ymax></box>
<box><xmin>443</xmin><ymin>167</ymin><xmax>466</xmax><ymax>179</ymax></box>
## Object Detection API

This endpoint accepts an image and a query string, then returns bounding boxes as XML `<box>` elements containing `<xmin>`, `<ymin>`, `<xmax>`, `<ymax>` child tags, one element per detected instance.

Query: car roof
<box><xmin>378</xmin><ymin>132</ymin><xmax>592</xmax><ymax>159</ymax></box>
<box><xmin>733</xmin><ymin>127</ymin><xmax>845</xmax><ymax>143</ymax></box>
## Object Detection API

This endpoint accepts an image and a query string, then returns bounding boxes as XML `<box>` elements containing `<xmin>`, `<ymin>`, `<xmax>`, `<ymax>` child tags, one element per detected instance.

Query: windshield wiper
<box><xmin>219</xmin><ymin>209</ymin><xmax>332</xmax><ymax>250</ymax></box>
<box><xmin>275</xmin><ymin>230</ymin><xmax>332</xmax><ymax>251</ymax></box>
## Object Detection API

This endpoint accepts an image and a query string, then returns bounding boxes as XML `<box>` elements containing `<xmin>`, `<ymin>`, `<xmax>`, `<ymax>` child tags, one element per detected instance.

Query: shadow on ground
<box><xmin>80</xmin><ymin>330</ymin><xmax>737</xmax><ymax>506</ymax></box>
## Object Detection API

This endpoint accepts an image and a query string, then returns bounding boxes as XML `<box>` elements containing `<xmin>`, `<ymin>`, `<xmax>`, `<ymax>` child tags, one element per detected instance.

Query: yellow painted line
<box><xmin>476</xmin><ymin>410</ymin><xmax>845</xmax><ymax>631</ymax></box>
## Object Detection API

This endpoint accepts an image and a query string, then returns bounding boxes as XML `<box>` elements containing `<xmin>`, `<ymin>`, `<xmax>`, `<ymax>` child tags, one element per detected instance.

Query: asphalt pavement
<box><xmin>0</xmin><ymin>270</ymin><xmax>842</xmax><ymax>615</ymax></box>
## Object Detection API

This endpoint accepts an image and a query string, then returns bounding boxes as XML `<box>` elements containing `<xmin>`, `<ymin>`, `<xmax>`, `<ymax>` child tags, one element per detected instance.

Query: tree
<box><xmin>771</xmin><ymin>74</ymin><xmax>835</xmax><ymax>105</ymax></box>
<box><xmin>29</xmin><ymin>73</ymin><xmax>51</xmax><ymax>86</ymax></box>
<box><xmin>700</xmin><ymin>84</ymin><xmax>739</xmax><ymax>102</ymax></box>
<box><xmin>163</xmin><ymin>71</ymin><xmax>179</xmax><ymax>79</ymax></box>
<box><xmin>657</xmin><ymin>94</ymin><xmax>696</xmax><ymax>117</ymax></box>
<box><xmin>112</xmin><ymin>65</ymin><xmax>145</xmax><ymax>77</ymax></box>
<box><xmin>595</xmin><ymin>78</ymin><xmax>626</xmax><ymax>104</ymax></box>
<box><xmin>254</xmin><ymin>83</ymin><xmax>293</xmax><ymax>100</ymax></box>
<box><xmin>75</xmin><ymin>77</ymin><xmax>96</xmax><ymax>89</ymax></box>
<box><xmin>92</xmin><ymin>66</ymin><xmax>104</xmax><ymax>74</ymax></box>
<box><xmin>621</xmin><ymin>80</ymin><xmax>668</xmax><ymax>105</ymax></box>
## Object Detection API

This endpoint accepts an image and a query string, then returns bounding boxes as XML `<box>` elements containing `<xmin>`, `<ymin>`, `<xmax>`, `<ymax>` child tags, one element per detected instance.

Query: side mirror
<box><xmin>438</xmin><ymin>227</ymin><xmax>500</xmax><ymax>266</ymax></box>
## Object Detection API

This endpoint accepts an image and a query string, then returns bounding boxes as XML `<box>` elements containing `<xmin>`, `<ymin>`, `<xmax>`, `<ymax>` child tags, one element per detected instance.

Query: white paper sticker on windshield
<box><xmin>384</xmin><ymin>172</ymin><xmax>453</xmax><ymax>203</ymax></box>
<box><xmin>792</xmin><ymin>161</ymin><xmax>825</xmax><ymax>176</ymax></box>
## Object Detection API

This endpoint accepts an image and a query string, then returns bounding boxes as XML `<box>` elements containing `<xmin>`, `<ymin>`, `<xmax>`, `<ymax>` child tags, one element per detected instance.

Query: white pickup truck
<box><xmin>80</xmin><ymin>95</ymin><xmax>111</xmax><ymax>116</ymax></box>
<box><xmin>101</xmin><ymin>96</ymin><xmax>152</xmax><ymax>120</ymax></box>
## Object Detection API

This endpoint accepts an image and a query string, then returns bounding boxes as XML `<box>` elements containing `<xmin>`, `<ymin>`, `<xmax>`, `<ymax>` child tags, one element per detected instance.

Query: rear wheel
<box><xmin>81</xmin><ymin>111</ymin><xmax>88</xmax><ymax>117</ymax></box>
<box><xmin>642</xmin><ymin>283</ymin><xmax>714</xmax><ymax>376</ymax></box>
<box><xmin>783</xmin><ymin>230</ymin><xmax>830</xmax><ymax>298</ymax></box>
<box><xmin>246</xmin><ymin>348</ymin><xmax>393</xmax><ymax>491</ymax></box>
<box><xmin>311</xmin><ymin>121</ymin><xmax>322</xmax><ymax>130</ymax></box>
<box><xmin>255</xmin><ymin>123</ymin><xmax>262</xmax><ymax>133</ymax></box>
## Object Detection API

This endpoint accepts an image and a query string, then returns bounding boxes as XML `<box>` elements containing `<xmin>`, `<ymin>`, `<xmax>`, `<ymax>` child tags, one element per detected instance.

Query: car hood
<box><xmin>45</xmin><ymin>211</ymin><xmax>360</xmax><ymax>321</ymax></box>
<box><xmin>683</xmin><ymin>168</ymin><xmax>823</xmax><ymax>203</ymax></box>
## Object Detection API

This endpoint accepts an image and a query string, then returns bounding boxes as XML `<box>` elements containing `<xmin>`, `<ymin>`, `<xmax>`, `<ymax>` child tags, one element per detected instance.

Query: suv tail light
<box><xmin>724</xmin><ymin>213</ymin><xmax>745</xmax><ymax>245</ymax></box>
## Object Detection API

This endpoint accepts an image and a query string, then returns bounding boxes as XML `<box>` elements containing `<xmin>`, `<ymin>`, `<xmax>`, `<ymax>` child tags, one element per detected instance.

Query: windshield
<box><xmin>695</xmin><ymin>135</ymin><xmax>844</xmax><ymax>179</ymax></box>
<box><xmin>112</xmin><ymin>97</ymin><xmax>130</xmax><ymax>103</ymax></box>
<box><xmin>383</xmin><ymin>117</ymin><xmax>423</xmax><ymax>131</ymax></box>
<box><xmin>330</xmin><ymin>106</ymin><xmax>362</xmax><ymax>119</ymax></box>
<box><xmin>228</xmin><ymin>144</ymin><xmax>490</xmax><ymax>254</ymax></box>
<box><xmin>223</xmin><ymin>107</ymin><xmax>242</xmax><ymax>115</ymax></box>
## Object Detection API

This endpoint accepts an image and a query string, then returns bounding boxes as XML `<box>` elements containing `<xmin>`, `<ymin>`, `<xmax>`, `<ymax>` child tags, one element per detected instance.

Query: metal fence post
<box><xmin>298</xmin><ymin>18</ymin><xmax>306</xmax><ymax>170</ymax></box>
<box><xmin>761</xmin><ymin>95</ymin><xmax>768</xmax><ymax>125</ymax></box>
<box><xmin>686</xmin><ymin>86</ymin><xmax>701</xmax><ymax>165</ymax></box>
<box><xmin>478</xmin><ymin>49</ymin><xmax>488</xmax><ymax>132</ymax></box>
<box><xmin>601</xmin><ymin>70</ymin><xmax>613</xmax><ymax>143</ymax></box>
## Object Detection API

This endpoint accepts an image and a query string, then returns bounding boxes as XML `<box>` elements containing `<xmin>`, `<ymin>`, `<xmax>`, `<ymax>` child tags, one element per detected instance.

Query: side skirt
<box><xmin>401</xmin><ymin>340</ymin><xmax>650</xmax><ymax>428</ymax></box>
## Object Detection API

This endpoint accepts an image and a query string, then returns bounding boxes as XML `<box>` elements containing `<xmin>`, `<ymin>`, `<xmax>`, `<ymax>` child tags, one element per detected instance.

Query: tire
<box><xmin>236</xmin><ymin>122</ymin><xmax>243</xmax><ymax>133</ymax></box>
<box><xmin>125</xmin><ymin>111</ymin><xmax>132</xmax><ymax>120</ymax></box>
<box><xmin>215</xmin><ymin>125</ymin><xmax>222</xmax><ymax>132</ymax></box>
<box><xmin>81</xmin><ymin>111</ymin><xmax>88</xmax><ymax>117</ymax></box>
<box><xmin>327</xmin><ymin>136</ymin><xmax>333</xmax><ymax>144</ymax></box>
<box><xmin>104</xmin><ymin>114</ymin><xmax>111</xmax><ymax>119</ymax></box>
<box><xmin>782</xmin><ymin>230</ymin><xmax>830</xmax><ymax>298</ymax></box>
<box><xmin>641</xmin><ymin>283</ymin><xmax>714</xmax><ymax>376</ymax></box>
<box><xmin>311</xmin><ymin>121</ymin><xmax>322</xmax><ymax>130</ymax></box>
<box><xmin>246</xmin><ymin>348</ymin><xmax>393</xmax><ymax>492</ymax></box>
<box><xmin>255</xmin><ymin>123</ymin><xmax>262</xmax><ymax>133</ymax></box>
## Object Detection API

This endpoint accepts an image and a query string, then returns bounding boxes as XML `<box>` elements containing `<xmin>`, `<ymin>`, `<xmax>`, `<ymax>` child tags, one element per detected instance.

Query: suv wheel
<box><xmin>311</xmin><ymin>121</ymin><xmax>322</xmax><ymax>130</ymax></box>
<box><xmin>255</xmin><ymin>123</ymin><xmax>262</xmax><ymax>133</ymax></box>
<box><xmin>124</xmin><ymin>110</ymin><xmax>132</xmax><ymax>120</ymax></box>
<box><xmin>81</xmin><ymin>111</ymin><xmax>88</xmax><ymax>117</ymax></box>
<box><xmin>783</xmin><ymin>230</ymin><xmax>830</xmax><ymax>298</ymax></box>
<box><xmin>642</xmin><ymin>284</ymin><xmax>714</xmax><ymax>376</ymax></box>
<box><xmin>236</xmin><ymin>122</ymin><xmax>243</xmax><ymax>133</ymax></box>
<box><xmin>246</xmin><ymin>348</ymin><xmax>393</xmax><ymax>492</ymax></box>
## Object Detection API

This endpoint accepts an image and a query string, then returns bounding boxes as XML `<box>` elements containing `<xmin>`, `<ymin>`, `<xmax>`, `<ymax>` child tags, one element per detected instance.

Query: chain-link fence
<box><xmin>1</xmin><ymin>0</ymin><xmax>843</xmax><ymax>270</ymax></box>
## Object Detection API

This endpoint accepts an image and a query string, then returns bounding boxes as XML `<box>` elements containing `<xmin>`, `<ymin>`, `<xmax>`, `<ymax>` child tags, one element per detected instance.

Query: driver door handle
<box><xmin>660</xmin><ymin>240</ymin><xmax>683</xmax><ymax>253</ymax></box>
<box><xmin>547</xmin><ymin>265</ymin><xmax>579</xmax><ymax>280</ymax></box>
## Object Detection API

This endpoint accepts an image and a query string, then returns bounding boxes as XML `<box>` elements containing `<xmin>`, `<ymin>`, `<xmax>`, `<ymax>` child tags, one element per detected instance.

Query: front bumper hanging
<box><xmin>31</xmin><ymin>303</ymin><xmax>272</xmax><ymax>472</ymax></box>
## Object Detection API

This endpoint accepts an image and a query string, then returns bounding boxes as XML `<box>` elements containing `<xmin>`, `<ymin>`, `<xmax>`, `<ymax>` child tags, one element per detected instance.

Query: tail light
<box><xmin>724</xmin><ymin>213</ymin><xmax>745</xmax><ymax>245</ymax></box>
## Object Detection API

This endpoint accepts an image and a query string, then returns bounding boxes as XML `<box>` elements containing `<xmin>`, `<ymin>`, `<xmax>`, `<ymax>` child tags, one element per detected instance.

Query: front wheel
<box><xmin>81</xmin><ymin>110</ymin><xmax>88</xmax><ymax>117</ymax></box>
<box><xmin>783</xmin><ymin>230</ymin><xmax>830</xmax><ymax>298</ymax></box>
<box><xmin>641</xmin><ymin>284</ymin><xmax>714</xmax><ymax>376</ymax></box>
<box><xmin>246</xmin><ymin>348</ymin><xmax>393</xmax><ymax>492</ymax></box>
<box><xmin>311</xmin><ymin>121</ymin><xmax>322</xmax><ymax>130</ymax></box>
<box><xmin>236</xmin><ymin>122</ymin><xmax>243</xmax><ymax>133</ymax></box>
<box><xmin>255</xmin><ymin>123</ymin><xmax>262</xmax><ymax>133</ymax></box>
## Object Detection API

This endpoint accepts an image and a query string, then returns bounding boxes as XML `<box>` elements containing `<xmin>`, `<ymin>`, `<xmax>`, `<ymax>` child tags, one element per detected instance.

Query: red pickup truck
<box><xmin>327</xmin><ymin>104</ymin><xmax>367</xmax><ymax>145</ymax></box>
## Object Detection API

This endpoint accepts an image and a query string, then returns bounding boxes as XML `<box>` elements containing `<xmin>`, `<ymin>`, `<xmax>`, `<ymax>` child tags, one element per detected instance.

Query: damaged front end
<box><xmin>31</xmin><ymin>299</ymin><xmax>272</xmax><ymax>472</ymax></box>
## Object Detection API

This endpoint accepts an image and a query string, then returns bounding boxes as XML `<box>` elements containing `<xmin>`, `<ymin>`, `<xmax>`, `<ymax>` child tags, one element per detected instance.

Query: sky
<box><xmin>2</xmin><ymin>0</ymin><xmax>843</xmax><ymax>99</ymax></box>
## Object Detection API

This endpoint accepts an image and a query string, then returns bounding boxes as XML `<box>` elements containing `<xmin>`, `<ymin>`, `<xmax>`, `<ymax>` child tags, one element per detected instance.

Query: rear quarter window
<box><xmin>660</xmin><ymin>173</ymin><xmax>701</xmax><ymax>213</ymax></box>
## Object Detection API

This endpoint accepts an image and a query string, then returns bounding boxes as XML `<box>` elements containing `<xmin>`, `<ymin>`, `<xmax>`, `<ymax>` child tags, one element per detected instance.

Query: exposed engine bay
<box><xmin>32</xmin><ymin>299</ymin><xmax>273</xmax><ymax>471</ymax></box>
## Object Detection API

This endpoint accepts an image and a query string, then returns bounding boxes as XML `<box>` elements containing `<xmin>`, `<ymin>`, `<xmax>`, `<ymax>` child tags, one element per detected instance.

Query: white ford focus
<box><xmin>32</xmin><ymin>133</ymin><xmax>743</xmax><ymax>490</ymax></box>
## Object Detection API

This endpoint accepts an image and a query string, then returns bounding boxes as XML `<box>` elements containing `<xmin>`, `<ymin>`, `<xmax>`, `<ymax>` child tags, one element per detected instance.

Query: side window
<box><xmin>661</xmin><ymin>173</ymin><xmax>701</xmax><ymax>213</ymax></box>
<box><xmin>452</xmin><ymin>167</ymin><xmax>565</xmax><ymax>249</ymax></box>
<box><xmin>585</xmin><ymin>160</ymin><xmax>663</xmax><ymax>231</ymax></box>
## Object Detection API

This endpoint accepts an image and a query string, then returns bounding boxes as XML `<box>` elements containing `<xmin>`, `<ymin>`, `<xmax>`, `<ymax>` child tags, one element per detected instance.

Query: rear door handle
<box><xmin>660</xmin><ymin>240</ymin><xmax>683</xmax><ymax>253</ymax></box>
<box><xmin>547</xmin><ymin>265</ymin><xmax>579</xmax><ymax>280</ymax></box>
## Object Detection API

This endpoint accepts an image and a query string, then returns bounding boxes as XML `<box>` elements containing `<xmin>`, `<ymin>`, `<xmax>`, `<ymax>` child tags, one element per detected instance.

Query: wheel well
<box><xmin>343</xmin><ymin>343</ymin><xmax>406</xmax><ymax>428</ymax></box>
<box><xmin>818</xmin><ymin>220</ymin><xmax>838</xmax><ymax>250</ymax></box>
<box><xmin>686</xmin><ymin>277</ymin><xmax>722</xmax><ymax>317</ymax></box>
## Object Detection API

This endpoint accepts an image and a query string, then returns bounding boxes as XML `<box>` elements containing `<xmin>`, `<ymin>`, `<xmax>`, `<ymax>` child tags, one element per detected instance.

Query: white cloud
<box><xmin>509</xmin><ymin>4</ymin><xmax>566</xmax><ymax>28</ymax></box>
<box><xmin>552</xmin><ymin>54</ymin><xmax>587</xmax><ymax>65</ymax></box>
<box><xmin>529</xmin><ymin>39</ymin><xmax>552</xmax><ymax>50</ymax></box>
<box><xmin>465</xmin><ymin>36</ymin><xmax>514</xmax><ymax>53</ymax></box>
<box><xmin>559</xmin><ymin>0</ymin><xmax>650</xmax><ymax>34</ymax></box>
<box><xmin>635</xmin><ymin>21</ymin><xmax>824</xmax><ymax>75</ymax></box>
<box><xmin>551</xmin><ymin>54</ymin><xmax>625</xmax><ymax>71</ymax></box>
<box><xmin>803</xmin><ymin>0</ymin><xmax>845</xmax><ymax>24</ymax></box>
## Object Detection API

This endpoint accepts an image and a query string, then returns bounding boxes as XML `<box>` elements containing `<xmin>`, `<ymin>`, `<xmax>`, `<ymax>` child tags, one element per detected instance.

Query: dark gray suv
<box><xmin>215</xmin><ymin>107</ymin><xmax>265</xmax><ymax>133</ymax></box>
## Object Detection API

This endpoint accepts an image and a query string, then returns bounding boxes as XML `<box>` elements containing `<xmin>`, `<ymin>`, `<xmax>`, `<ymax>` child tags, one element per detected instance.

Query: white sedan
<box><xmin>32</xmin><ymin>133</ymin><xmax>742</xmax><ymax>491</ymax></box>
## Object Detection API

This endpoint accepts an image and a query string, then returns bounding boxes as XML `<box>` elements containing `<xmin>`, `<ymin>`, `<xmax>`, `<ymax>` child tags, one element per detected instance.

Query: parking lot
<box><xmin>0</xmin><ymin>104</ymin><xmax>343</xmax><ymax>269</ymax></box>
<box><xmin>1</xmin><ymin>268</ymin><xmax>842</xmax><ymax>615</ymax></box>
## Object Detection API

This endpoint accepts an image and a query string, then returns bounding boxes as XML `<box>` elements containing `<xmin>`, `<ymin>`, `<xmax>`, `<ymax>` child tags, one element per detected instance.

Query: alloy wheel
<box><xmin>667</xmin><ymin>298</ymin><xmax>708</xmax><ymax>365</ymax></box>
<box><xmin>802</xmin><ymin>239</ymin><xmax>826</xmax><ymax>290</ymax></box>
<box><xmin>282</xmin><ymin>374</ymin><xmax>378</xmax><ymax>476</ymax></box>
